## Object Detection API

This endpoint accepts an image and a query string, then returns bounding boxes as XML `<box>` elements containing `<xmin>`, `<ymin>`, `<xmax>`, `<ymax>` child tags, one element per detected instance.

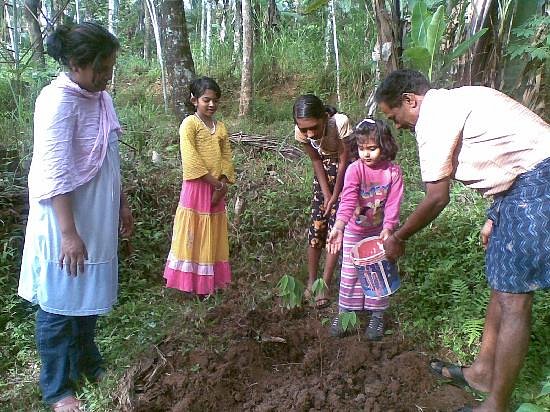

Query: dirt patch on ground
<box><xmin>116</xmin><ymin>282</ymin><xmax>475</xmax><ymax>412</ymax></box>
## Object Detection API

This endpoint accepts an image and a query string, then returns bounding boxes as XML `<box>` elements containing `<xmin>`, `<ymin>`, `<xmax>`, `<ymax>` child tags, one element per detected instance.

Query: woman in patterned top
<box><xmin>293</xmin><ymin>94</ymin><xmax>352</xmax><ymax>308</ymax></box>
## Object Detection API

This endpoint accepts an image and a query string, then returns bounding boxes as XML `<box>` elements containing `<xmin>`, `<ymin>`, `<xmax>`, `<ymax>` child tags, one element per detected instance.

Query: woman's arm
<box><xmin>328</xmin><ymin>140</ymin><xmax>349</xmax><ymax>211</ymax></box>
<box><xmin>52</xmin><ymin>193</ymin><xmax>87</xmax><ymax>276</ymax></box>
<box><xmin>119</xmin><ymin>190</ymin><xmax>134</xmax><ymax>238</ymax></box>
<box><xmin>302</xmin><ymin>142</ymin><xmax>331</xmax><ymax>201</ymax></box>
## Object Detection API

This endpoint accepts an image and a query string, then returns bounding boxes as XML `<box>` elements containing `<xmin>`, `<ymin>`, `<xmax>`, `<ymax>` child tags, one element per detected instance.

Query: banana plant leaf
<box><xmin>402</xmin><ymin>46</ymin><xmax>431</xmax><ymax>75</ymax></box>
<box><xmin>426</xmin><ymin>5</ymin><xmax>446</xmax><ymax>78</ymax></box>
<box><xmin>410</xmin><ymin>0</ymin><xmax>430</xmax><ymax>47</ymax></box>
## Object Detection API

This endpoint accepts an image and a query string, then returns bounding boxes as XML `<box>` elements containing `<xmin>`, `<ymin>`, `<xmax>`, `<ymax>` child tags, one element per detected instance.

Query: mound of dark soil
<box><xmin>116</xmin><ymin>283</ymin><xmax>475</xmax><ymax>412</ymax></box>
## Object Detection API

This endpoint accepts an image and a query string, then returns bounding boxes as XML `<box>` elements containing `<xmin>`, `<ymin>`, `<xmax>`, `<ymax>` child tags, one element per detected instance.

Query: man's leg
<box><xmin>461</xmin><ymin>289</ymin><xmax>501</xmax><ymax>392</ymax></box>
<box><xmin>438</xmin><ymin>290</ymin><xmax>500</xmax><ymax>393</ymax></box>
<box><xmin>475</xmin><ymin>291</ymin><xmax>532</xmax><ymax>412</ymax></box>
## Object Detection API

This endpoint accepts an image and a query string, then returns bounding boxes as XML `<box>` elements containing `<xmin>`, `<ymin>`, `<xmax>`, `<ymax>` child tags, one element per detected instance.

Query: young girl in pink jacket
<box><xmin>327</xmin><ymin>118</ymin><xmax>404</xmax><ymax>340</ymax></box>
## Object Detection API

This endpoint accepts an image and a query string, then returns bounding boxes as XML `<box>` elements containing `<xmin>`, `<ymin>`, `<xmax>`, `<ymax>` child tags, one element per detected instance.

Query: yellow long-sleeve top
<box><xmin>180</xmin><ymin>114</ymin><xmax>236</xmax><ymax>183</ymax></box>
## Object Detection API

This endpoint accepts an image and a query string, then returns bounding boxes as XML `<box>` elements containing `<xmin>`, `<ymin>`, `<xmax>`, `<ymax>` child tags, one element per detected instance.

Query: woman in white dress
<box><xmin>18</xmin><ymin>22</ymin><xmax>133</xmax><ymax>412</ymax></box>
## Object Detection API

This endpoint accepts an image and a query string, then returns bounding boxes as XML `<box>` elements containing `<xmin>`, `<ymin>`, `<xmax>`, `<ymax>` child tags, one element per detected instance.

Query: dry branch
<box><xmin>229</xmin><ymin>132</ymin><xmax>303</xmax><ymax>160</ymax></box>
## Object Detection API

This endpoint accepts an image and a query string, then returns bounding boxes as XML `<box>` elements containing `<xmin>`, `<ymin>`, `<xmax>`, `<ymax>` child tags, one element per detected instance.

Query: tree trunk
<box><xmin>324</xmin><ymin>9</ymin><xmax>331</xmax><ymax>70</ymax></box>
<box><xmin>4</xmin><ymin>0</ymin><xmax>20</xmax><ymax>68</ymax></box>
<box><xmin>239</xmin><ymin>0</ymin><xmax>252</xmax><ymax>117</ymax></box>
<box><xmin>219</xmin><ymin>0</ymin><xmax>228</xmax><ymax>43</ymax></box>
<box><xmin>108</xmin><ymin>0</ymin><xmax>119</xmax><ymax>35</ymax></box>
<box><xmin>145</xmin><ymin>0</ymin><xmax>168</xmax><ymax>112</ymax></box>
<box><xmin>264</xmin><ymin>0</ymin><xmax>278</xmax><ymax>36</ymax></box>
<box><xmin>200</xmin><ymin>0</ymin><xmax>206</xmax><ymax>61</ymax></box>
<box><xmin>329</xmin><ymin>0</ymin><xmax>341</xmax><ymax>106</ymax></box>
<box><xmin>23</xmin><ymin>0</ymin><xmax>45</xmax><ymax>67</ymax></box>
<box><xmin>75</xmin><ymin>0</ymin><xmax>81</xmax><ymax>22</ymax></box>
<box><xmin>143</xmin><ymin>0</ymin><xmax>151</xmax><ymax>60</ymax></box>
<box><xmin>372</xmin><ymin>0</ymin><xmax>402</xmax><ymax>76</ymax></box>
<box><xmin>232</xmin><ymin>0</ymin><xmax>242</xmax><ymax>66</ymax></box>
<box><xmin>205</xmin><ymin>0</ymin><xmax>212</xmax><ymax>66</ymax></box>
<box><xmin>160</xmin><ymin>0</ymin><xmax>196</xmax><ymax>120</ymax></box>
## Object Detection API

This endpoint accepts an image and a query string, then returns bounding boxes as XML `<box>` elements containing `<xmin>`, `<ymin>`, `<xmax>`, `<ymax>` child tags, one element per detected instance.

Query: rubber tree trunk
<box><xmin>219</xmin><ymin>0</ymin><xmax>228</xmax><ymax>43</ymax></box>
<box><xmin>324</xmin><ymin>9</ymin><xmax>331</xmax><ymax>70</ymax></box>
<box><xmin>145</xmin><ymin>0</ymin><xmax>168</xmax><ymax>112</ymax></box>
<box><xmin>160</xmin><ymin>0</ymin><xmax>196</xmax><ymax>120</ymax></box>
<box><xmin>232</xmin><ymin>0</ymin><xmax>242</xmax><ymax>66</ymax></box>
<box><xmin>200</xmin><ymin>0</ymin><xmax>206</xmax><ymax>61</ymax></box>
<box><xmin>239</xmin><ymin>0</ymin><xmax>252</xmax><ymax>117</ymax></box>
<box><xmin>329</xmin><ymin>0</ymin><xmax>341</xmax><ymax>106</ymax></box>
<box><xmin>24</xmin><ymin>0</ymin><xmax>45</xmax><ymax>67</ymax></box>
<box><xmin>5</xmin><ymin>0</ymin><xmax>20</xmax><ymax>68</ymax></box>
<box><xmin>108</xmin><ymin>0</ymin><xmax>119</xmax><ymax>35</ymax></box>
<box><xmin>205</xmin><ymin>0</ymin><xmax>212</xmax><ymax>66</ymax></box>
<box><xmin>264</xmin><ymin>0</ymin><xmax>278</xmax><ymax>37</ymax></box>
<box><xmin>143</xmin><ymin>0</ymin><xmax>151</xmax><ymax>60</ymax></box>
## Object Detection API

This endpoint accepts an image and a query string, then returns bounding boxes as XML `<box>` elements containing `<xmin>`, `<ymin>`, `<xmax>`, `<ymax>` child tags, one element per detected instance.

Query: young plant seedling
<box><xmin>340</xmin><ymin>311</ymin><xmax>358</xmax><ymax>332</ymax></box>
<box><xmin>276</xmin><ymin>274</ymin><xmax>305</xmax><ymax>309</ymax></box>
<box><xmin>311</xmin><ymin>278</ymin><xmax>328</xmax><ymax>299</ymax></box>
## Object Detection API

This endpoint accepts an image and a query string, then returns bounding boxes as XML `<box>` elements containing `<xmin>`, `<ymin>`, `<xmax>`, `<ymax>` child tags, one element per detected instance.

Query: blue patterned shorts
<box><xmin>486</xmin><ymin>157</ymin><xmax>550</xmax><ymax>293</ymax></box>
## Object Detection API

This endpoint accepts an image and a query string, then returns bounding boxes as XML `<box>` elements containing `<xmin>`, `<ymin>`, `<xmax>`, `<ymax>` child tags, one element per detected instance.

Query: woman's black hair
<box><xmin>293</xmin><ymin>94</ymin><xmax>337</xmax><ymax>122</ymax></box>
<box><xmin>375</xmin><ymin>69</ymin><xmax>430</xmax><ymax>109</ymax></box>
<box><xmin>45</xmin><ymin>22</ymin><xmax>119</xmax><ymax>72</ymax></box>
<box><xmin>353</xmin><ymin>119</ymin><xmax>398</xmax><ymax>161</ymax></box>
<box><xmin>189</xmin><ymin>76</ymin><xmax>222</xmax><ymax>101</ymax></box>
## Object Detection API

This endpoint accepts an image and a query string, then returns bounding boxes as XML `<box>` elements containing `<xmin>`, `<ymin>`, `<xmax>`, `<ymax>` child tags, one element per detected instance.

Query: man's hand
<box><xmin>383</xmin><ymin>234</ymin><xmax>405</xmax><ymax>261</ymax></box>
<box><xmin>120</xmin><ymin>204</ymin><xmax>134</xmax><ymax>238</ymax></box>
<box><xmin>480</xmin><ymin>219</ymin><xmax>493</xmax><ymax>251</ymax></box>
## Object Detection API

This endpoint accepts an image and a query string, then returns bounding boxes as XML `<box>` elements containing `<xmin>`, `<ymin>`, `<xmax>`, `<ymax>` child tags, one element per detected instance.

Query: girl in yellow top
<box><xmin>164</xmin><ymin>77</ymin><xmax>235</xmax><ymax>296</ymax></box>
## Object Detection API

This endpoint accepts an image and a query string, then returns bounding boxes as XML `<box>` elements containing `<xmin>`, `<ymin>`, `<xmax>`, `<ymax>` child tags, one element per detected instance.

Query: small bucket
<box><xmin>350</xmin><ymin>236</ymin><xmax>400</xmax><ymax>298</ymax></box>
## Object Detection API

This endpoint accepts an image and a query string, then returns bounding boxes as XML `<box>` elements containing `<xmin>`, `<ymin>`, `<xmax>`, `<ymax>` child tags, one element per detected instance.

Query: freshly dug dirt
<box><xmin>116</xmin><ymin>283</ymin><xmax>476</xmax><ymax>412</ymax></box>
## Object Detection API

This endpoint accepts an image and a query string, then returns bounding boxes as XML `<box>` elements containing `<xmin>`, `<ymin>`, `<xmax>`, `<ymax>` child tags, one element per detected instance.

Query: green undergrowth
<box><xmin>0</xmin><ymin>54</ymin><xmax>548</xmax><ymax>411</ymax></box>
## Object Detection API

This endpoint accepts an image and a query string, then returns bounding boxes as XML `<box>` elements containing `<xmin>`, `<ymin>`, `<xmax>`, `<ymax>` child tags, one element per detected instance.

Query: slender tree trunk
<box><xmin>324</xmin><ymin>9</ymin><xmax>331</xmax><ymax>70</ymax></box>
<box><xmin>219</xmin><ymin>0</ymin><xmax>228</xmax><ymax>42</ymax></box>
<box><xmin>205</xmin><ymin>0</ymin><xmax>212</xmax><ymax>66</ymax></box>
<box><xmin>239</xmin><ymin>0</ymin><xmax>252</xmax><ymax>116</ymax></box>
<box><xmin>264</xmin><ymin>0</ymin><xmax>278</xmax><ymax>37</ymax></box>
<box><xmin>200</xmin><ymin>0</ymin><xmax>206</xmax><ymax>61</ymax></box>
<box><xmin>5</xmin><ymin>0</ymin><xmax>20</xmax><ymax>68</ymax></box>
<box><xmin>24</xmin><ymin>0</ymin><xmax>45</xmax><ymax>67</ymax></box>
<box><xmin>160</xmin><ymin>0</ymin><xmax>196</xmax><ymax>119</ymax></box>
<box><xmin>143</xmin><ymin>0</ymin><xmax>151</xmax><ymax>60</ymax></box>
<box><xmin>108</xmin><ymin>0</ymin><xmax>119</xmax><ymax>93</ymax></box>
<box><xmin>75</xmin><ymin>0</ymin><xmax>81</xmax><ymax>22</ymax></box>
<box><xmin>108</xmin><ymin>0</ymin><xmax>119</xmax><ymax>35</ymax></box>
<box><xmin>329</xmin><ymin>0</ymin><xmax>341</xmax><ymax>106</ymax></box>
<box><xmin>145</xmin><ymin>0</ymin><xmax>168</xmax><ymax>112</ymax></box>
<box><xmin>232</xmin><ymin>0</ymin><xmax>242</xmax><ymax>66</ymax></box>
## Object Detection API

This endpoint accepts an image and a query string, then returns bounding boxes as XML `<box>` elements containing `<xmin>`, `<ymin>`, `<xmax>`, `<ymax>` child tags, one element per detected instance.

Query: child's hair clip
<box><xmin>356</xmin><ymin>118</ymin><xmax>376</xmax><ymax>128</ymax></box>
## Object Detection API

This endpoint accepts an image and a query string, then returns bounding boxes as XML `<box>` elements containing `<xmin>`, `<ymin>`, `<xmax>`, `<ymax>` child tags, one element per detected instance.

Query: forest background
<box><xmin>0</xmin><ymin>0</ymin><xmax>549</xmax><ymax>410</ymax></box>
